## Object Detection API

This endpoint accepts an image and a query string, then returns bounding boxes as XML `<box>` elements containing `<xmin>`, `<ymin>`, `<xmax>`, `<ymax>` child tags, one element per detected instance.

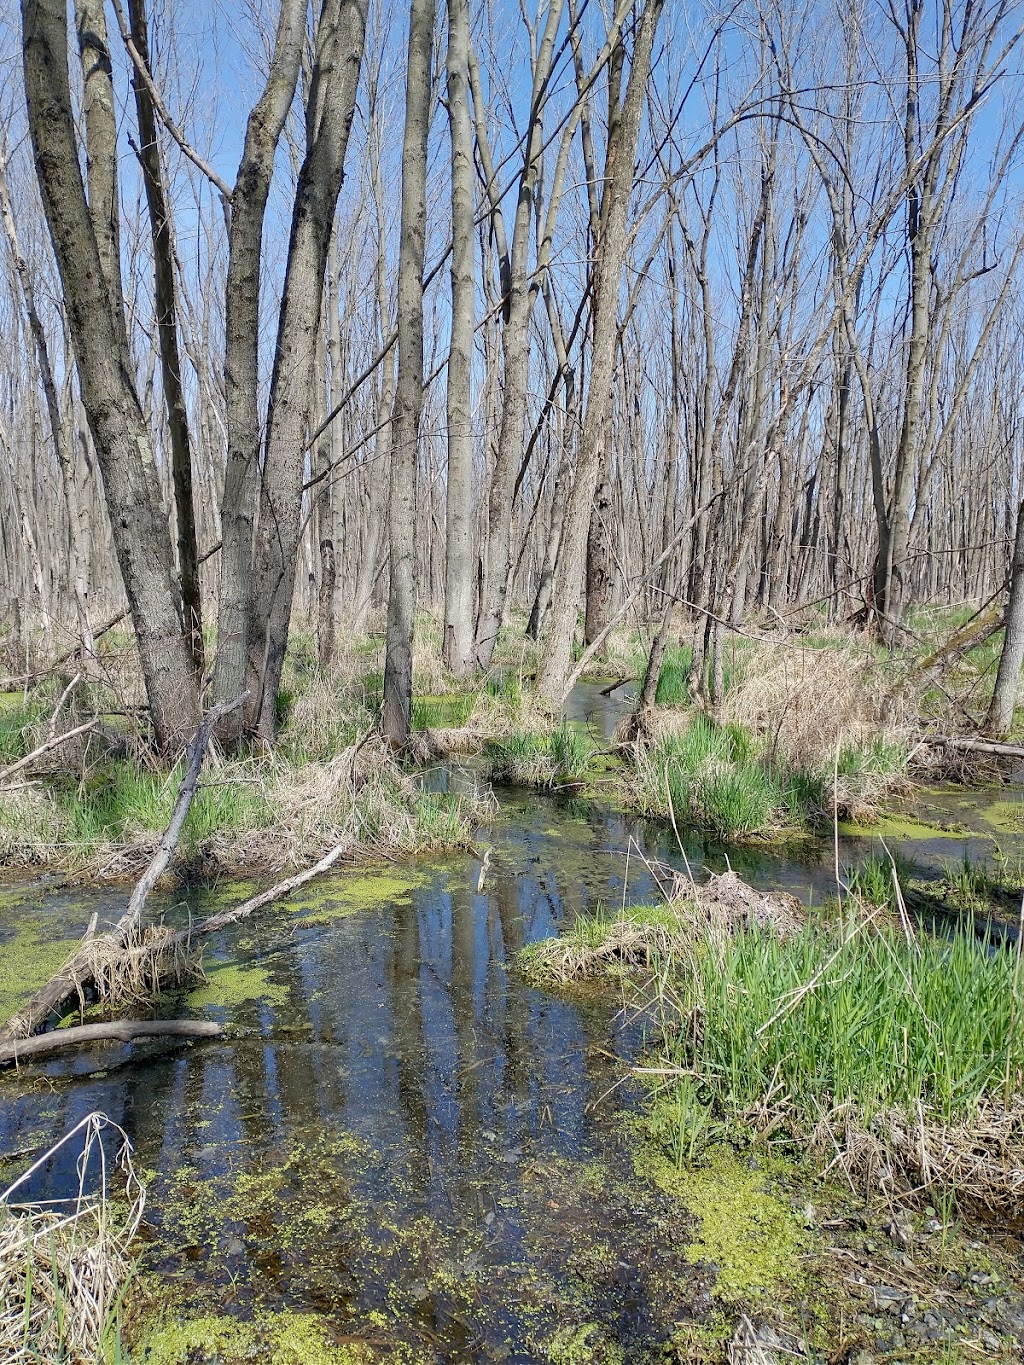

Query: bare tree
<box><xmin>382</xmin><ymin>0</ymin><xmax>436</xmax><ymax>746</ymax></box>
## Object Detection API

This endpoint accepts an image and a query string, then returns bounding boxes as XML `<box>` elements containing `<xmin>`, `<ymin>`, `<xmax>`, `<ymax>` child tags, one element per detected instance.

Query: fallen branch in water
<box><xmin>0</xmin><ymin>695</ymin><xmax>244</xmax><ymax>1044</ymax></box>
<box><xmin>154</xmin><ymin>836</ymin><xmax>354</xmax><ymax>951</ymax></box>
<box><xmin>0</xmin><ymin>1019</ymin><xmax>224</xmax><ymax>1067</ymax></box>
<box><xmin>923</xmin><ymin>734</ymin><xmax>1024</xmax><ymax>759</ymax></box>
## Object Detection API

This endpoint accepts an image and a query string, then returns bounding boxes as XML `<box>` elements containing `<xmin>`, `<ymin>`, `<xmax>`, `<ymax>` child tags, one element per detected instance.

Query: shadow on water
<box><xmin>1</xmin><ymin>684</ymin><xmax>1024</xmax><ymax>1357</ymax></box>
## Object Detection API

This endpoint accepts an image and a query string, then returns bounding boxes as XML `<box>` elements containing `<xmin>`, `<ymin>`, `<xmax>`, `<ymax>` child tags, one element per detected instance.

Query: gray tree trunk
<box><xmin>246</xmin><ymin>0</ymin><xmax>368</xmax><ymax>739</ymax></box>
<box><xmin>212</xmin><ymin>0</ymin><xmax>305</xmax><ymax>744</ymax></box>
<box><xmin>22</xmin><ymin>0</ymin><xmax>200</xmax><ymax>751</ymax></box>
<box><xmin>442</xmin><ymin>0</ymin><xmax>475</xmax><ymax>677</ymax></box>
<box><xmin>127</xmin><ymin>0</ymin><xmax>203</xmax><ymax>676</ymax></box>
<box><xmin>986</xmin><ymin>500</ymin><xmax>1024</xmax><ymax>738</ymax></box>
<box><xmin>537</xmin><ymin>0</ymin><xmax>664</xmax><ymax>704</ymax></box>
<box><xmin>472</xmin><ymin>0</ymin><xmax>565</xmax><ymax>668</ymax></box>
<box><xmin>382</xmin><ymin>0</ymin><xmax>435</xmax><ymax>747</ymax></box>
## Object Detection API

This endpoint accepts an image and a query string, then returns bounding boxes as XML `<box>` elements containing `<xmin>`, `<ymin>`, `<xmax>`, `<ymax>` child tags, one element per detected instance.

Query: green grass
<box><xmin>654</xmin><ymin>916</ymin><xmax>1023</xmax><ymax>1161</ymax></box>
<box><xmin>487</xmin><ymin>724</ymin><xmax>595</xmax><ymax>789</ymax></box>
<box><xmin>0</xmin><ymin>698</ymin><xmax>47</xmax><ymax>765</ymax></box>
<box><xmin>634</xmin><ymin>717</ymin><xmax>789</xmax><ymax>838</ymax></box>
<box><xmin>654</xmin><ymin>645</ymin><xmax>692</xmax><ymax>705</ymax></box>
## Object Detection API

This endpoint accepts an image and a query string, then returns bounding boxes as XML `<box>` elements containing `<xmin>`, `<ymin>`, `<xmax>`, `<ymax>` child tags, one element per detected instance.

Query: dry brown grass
<box><xmin>721</xmin><ymin>638</ymin><xmax>911</xmax><ymax>773</ymax></box>
<box><xmin>815</xmin><ymin>1098</ymin><xmax>1024</xmax><ymax>1217</ymax></box>
<box><xmin>519</xmin><ymin>870</ymin><xmax>805</xmax><ymax>985</ymax></box>
<box><xmin>0</xmin><ymin>1112</ymin><xmax>143</xmax><ymax>1363</ymax></box>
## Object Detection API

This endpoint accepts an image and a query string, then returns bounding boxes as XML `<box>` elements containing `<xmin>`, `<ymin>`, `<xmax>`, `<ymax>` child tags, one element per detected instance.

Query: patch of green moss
<box><xmin>137</xmin><ymin>1310</ymin><xmax>380</xmax><ymax>1364</ymax></box>
<box><xmin>534</xmin><ymin>1321</ymin><xmax>625</xmax><ymax>1364</ymax></box>
<box><xmin>981</xmin><ymin>799</ymin><xmax>1024</xmax><ymax>834</ymax></box>
<box><xmin>837</xmin><ymin>813</ymin><xmax>962</xmax><ymax>840</ymax></box>
<box><xmin>186</xmin><ymin>958</ymin><xmax>289</xmax><ymax>1010</ymax></box>
<box><xmin>635</xmin><ymin>1144</ymin><xmax>807</xmax><ymax>1304</ymax></box>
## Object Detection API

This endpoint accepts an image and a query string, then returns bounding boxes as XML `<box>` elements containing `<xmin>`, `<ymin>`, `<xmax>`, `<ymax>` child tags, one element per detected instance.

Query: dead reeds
<box><xmin>0</xmin><ymin>1112</ymin><xmax>144</xmax><ymax>1363</ymax></box>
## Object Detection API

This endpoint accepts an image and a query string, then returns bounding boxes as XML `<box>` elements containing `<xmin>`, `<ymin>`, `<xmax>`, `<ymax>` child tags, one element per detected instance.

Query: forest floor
<box><xmin>0</xmin><ymin>601</ymin><xmax>1013</xmax><ymax>884</ymax></box>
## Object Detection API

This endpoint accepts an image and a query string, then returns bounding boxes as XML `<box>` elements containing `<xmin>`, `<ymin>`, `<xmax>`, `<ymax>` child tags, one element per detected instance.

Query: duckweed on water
<box><xmin>634</xmin><ymin>1143</ymin><xmax>807</xmax><ymax>1304</ymax></box>
<box><xmin>0</xmin><ymin>916</ymin><xmax>80</xmax><ymax>1018</ymax></box>
<box><xmin>186</xmin><ymin>958</ymin><xmax>290</xmax><ymax>1011</ymax></box>
<box><xmin>286</xmin><ymin>867</ymin><xmax>430</xmax><ymax>925</ymax></box>
<box><xmin>137</xmin><ymin>1310</ymin><xmax>393</xmax><ymax>1364</ymax></box>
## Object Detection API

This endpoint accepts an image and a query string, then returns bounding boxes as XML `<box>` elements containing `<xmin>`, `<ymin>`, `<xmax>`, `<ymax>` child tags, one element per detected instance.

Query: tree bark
<box><xmin>986</xmin><ymin>499</ymin><xmax>1024</xmax><ymax>738</ymax></box>
<box><xmin>382</xmin><ymin>0</ymin><xmax>435</xmax><ymax>747</ymax></box>
<box><xmin>442</xmin><ymin>0</ymin><xmax>475</xmax><ymax>677</ymax></box>
<box><xmin>246</xmin><ymin>0</ymin><xmax>368</xmax><ymax>739</ymax></box>
<box><xmin>127</xmin><ymin>0</ymin><xmax>203</xmax><ymax>676</ymax></box>
<box><xmin>22</xmin><ymin>0</ymin><xmax>200</xmax><ymax>751</ymax></box>
<box><xmin>537</xmin><ymin>0</ymin><xmax>664</xmax><ymax>703</ymax></box>
<box><xmin>212</xmin><ymin>0</ymin><xmax>305</xmax><ymax>745</ymax></box>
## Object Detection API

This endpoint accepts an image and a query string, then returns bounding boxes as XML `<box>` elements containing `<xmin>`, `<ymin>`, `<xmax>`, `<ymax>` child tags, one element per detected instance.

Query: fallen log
<box><xmin>0</xmin><ymin>695</ymin><xmax>244</xmax><ymax>1044</ymax></box>
<box><xmin>923</xmin><ymin>734</ymin><xmax>1024</xmax><ymax>759</ymax></box>
<box><xmin>0</xmin><ymin>1019</ymin><xmax>224</xmax><ymax>1066</ymax></box>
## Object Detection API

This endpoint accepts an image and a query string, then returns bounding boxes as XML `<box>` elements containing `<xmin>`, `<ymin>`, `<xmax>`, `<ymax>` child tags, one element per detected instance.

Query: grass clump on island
<box><xmin>521</xmin><ymin>877</ymin><xmax>1024</xmax><ymax>1216</ymax></box>
<box><xmin>627</xmin><ymin>632</ymin><xmax>913</xmax><ymax>839</ymax></box>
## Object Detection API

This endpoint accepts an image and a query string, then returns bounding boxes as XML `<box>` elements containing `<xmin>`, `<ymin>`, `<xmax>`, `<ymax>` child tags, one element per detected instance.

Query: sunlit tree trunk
<box><xmin>382</xmin><ymin>0</ymin><xmax>435</xmax><ymax>746</ymax></box>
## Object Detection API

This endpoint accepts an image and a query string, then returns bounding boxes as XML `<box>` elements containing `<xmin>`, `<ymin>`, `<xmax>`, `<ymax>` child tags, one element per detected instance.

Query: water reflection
<box><xmin>1</xmin><ymin>775</ymin><xmax>1022</xmax><ymax>1357</ymax></box>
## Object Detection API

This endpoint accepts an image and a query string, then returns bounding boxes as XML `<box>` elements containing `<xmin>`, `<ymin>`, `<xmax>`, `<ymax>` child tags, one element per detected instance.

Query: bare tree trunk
<box><xmin>0</xmin><ymin>158</ymin><xmax>92</xmax><ymax>661</ymax></box>
<box><xmin>584</xmin><ymin>477</ymin><xmax>615</xmax><ymax>645</ymax></box>
<box><xmin>212</xmin><ymin>0</ymin><xmax>305</xmax><ymax>744</ymax></box>
<box><xmin>22</xmin><ymin>0</ymin><xmax>199</xmax><ymax>750</ymax></box>
<box><xmin>986</xmin><ymin>499</ymin><xmax>1024</xmax><ymax>738</ymax></box>
<box><xmin>318</xmin><ymin>536</ymin><xmax>337</xmax><ymax>667</ymax></box>
<box><xmin>537</xmin><ymin>0</ymin><xmax>664</xmax><ymax>704</ymax></box>
<box><xmin>127</xmin><ymin>0</ymin><xmax>202</xmax><ymax>675</ymax></box>
<box><xmin>246</xmin><ymin>0</ymin><xmax>368</xmax><ymax>739</ymax></box>
<box><xmin>382</xmin><ymin>0</ymin><xmax>435</xmax><ymax>747</ymax></box>
<box><xmin>442</xmin><ymin>0</ymin><xmax>475</xmax><ymax>677</ymax></box>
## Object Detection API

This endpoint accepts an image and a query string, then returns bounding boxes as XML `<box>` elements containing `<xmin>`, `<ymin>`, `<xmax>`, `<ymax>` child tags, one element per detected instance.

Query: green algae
<box><xmin>0</xmin><ymin>917</ymin><xmax>80</xmax><ymax>1018</ymax></box>
<box><xmin>285</xmin><ymin>866</ymin><xmax>429</xmax><ymax>926</ymax></box>
<box><xmin>838</xmin><ymin>812</ymin><xmax>963</xmax><ymax>840</ymax></box>
<box><xmin>635</xmin><ymin>1143</ymin><xmax>806</xmax><ymax>1304</ymax></box>
<box><xmin>535</xmin><ymin>1321</ymin><xmax>625</xmax><ymax>1364</ymax></box>
<box><xmin>186</xmin><ymin>958</ymin><xmax>289</xmax><ymax>1011</ymax></box>
<box><xmin>137</xmin><ymin>1310</ymin><xmax>384</xmax><ymax>1364</ymax></box>
<box><xmin>981</xmin><ymin>798</ymin><xmax>1024</xmax><ymax>834</ymax></box>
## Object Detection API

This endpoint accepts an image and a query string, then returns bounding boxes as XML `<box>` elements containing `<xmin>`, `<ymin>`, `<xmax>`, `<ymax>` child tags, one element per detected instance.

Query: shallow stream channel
<box><xmin>2</xmin><ymin>682</ymin><xmax>1024</xmax><ymax>1361</ymax></box>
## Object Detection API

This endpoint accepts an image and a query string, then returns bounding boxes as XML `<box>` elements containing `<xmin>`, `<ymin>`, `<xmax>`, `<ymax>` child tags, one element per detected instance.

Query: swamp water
<box><xmin>2</xmin><ymin>688</ymin><xmax>1024</xmax><ymax>1360</ymax></box>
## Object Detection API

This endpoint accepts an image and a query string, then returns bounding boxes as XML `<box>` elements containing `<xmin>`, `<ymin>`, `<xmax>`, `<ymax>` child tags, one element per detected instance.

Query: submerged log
<box><xmin>0</xmin><ymin>1020</ymin><xmax>224</xmax><ymax>1066</ymax></box>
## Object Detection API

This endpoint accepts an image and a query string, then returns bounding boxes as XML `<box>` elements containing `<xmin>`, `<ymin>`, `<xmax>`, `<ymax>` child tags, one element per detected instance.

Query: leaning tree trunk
<box><xmin>442</xmin><ymin>0</ymin><xmax>475</xmax><ymax>677</ymax></box>
<box><xmin>127</xmin><ymin>0</ymin><xmax>203</xmax><ymax>676</ymax></box>
<box><xmin>212</xmin><ymin>0</ymin><xmax>305</xmax><ymax>746</ymax></box>
<box><xmin>382</xmin><ymin>0</ymin><xmax>435</xmax><ymax>747</ymax></box>
<box><xmin>245</xmin><ymin>0</ymin><xmax>368</xmax><ymax>739</ymax></box>
<box><xmin>22</xmin><ymin>0</ymin><xmax>200</xmax><ymax>751</ymax></box>
<box><xmin>985</xmin><ymin>499</ymin><xmax>1024</xmax><ymax>738</ymax></box>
